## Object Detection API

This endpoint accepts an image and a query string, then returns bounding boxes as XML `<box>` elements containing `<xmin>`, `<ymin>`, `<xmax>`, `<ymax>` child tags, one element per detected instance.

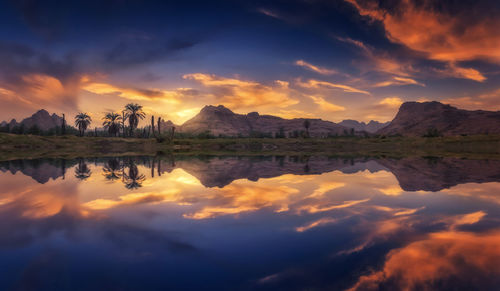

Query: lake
<box><xmin>0</xmin><ymin>156</ymin><xmax>499</xmax><ymax>290</ymax></box>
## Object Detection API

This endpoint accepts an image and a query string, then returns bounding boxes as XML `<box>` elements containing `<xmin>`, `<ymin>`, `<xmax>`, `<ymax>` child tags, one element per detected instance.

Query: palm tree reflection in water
<box><xmin>123</xmin><ymin>159</ymin><xmax>145</xmax><ymax>189</ymax></box>
<box><xmin>75</xmin><ymin>159</ymin><xmax>91</xmax><ymax>180</ymax></box>
<box><xmin>102</xmin><ymin>159</ymin><xmax>122</xmax><ymax>181</ymax></box>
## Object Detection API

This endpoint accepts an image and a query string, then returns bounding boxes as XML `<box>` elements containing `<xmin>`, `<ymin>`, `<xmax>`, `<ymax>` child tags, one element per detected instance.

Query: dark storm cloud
<box><xmin>0</xmin><ymin>41</ymin><xmax>79</xmax><ymax>83</ymax></box>
<box><xmin>10</xmin><ymin>0</ymin><xmax>126</xmax><ymax>41</ymax></box>
<box><xmin>103</xmin><ymin>37</ymin><xmax>200</xmax><ymax>69</ymax></box>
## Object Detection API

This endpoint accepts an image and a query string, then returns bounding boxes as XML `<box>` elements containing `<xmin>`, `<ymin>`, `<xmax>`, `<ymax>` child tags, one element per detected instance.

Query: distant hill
<box><xmin>339</xmin><ymin>120</ymin><xmax>389</xmax><ymax>133</ymax></box>
<box><xmin>179</xmin><ymin>105</ymin><xmax>355</xmax><ymax>137</ymax></box>
<box><xmin>378</xmin><ymin>101</ymin><xmax>500</xmax><ymax>136</ymax></box>
<box><xmin>158</xmin><ymin>118</ymin><xmax>178</xmax><ymax>133</ymax></box>
<box><xmin>1</xmin><ymin>109</ymin><xmax>63</xmax><ymax>131</ymax></box>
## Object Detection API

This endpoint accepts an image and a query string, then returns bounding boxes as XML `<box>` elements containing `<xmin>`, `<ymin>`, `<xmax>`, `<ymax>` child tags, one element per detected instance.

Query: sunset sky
<box><xmin>0</xmin><ymin>0</ymin><xmax>499</xmax><ymax>124</ymax></box>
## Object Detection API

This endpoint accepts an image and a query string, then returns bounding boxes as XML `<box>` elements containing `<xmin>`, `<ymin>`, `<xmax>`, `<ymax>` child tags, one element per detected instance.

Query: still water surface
<box><xmin>0</xmin><ymin>156</ymin><xmax>499</xmax><ymax>290</ymax></box>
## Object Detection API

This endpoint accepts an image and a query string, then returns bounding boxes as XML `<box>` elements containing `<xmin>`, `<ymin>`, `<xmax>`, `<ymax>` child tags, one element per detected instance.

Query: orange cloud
<box><xmin>374</xmin><ymin>76</ymin><xmax>424</xmax><ymax>87</ymax></box>
<box><xmin>274</xmin><ymin>109</ymin><xmax>318</xmax><ymax>119</ymax></box>
<box><xmin>347</xmin><ymin>230</ymin><xmax>500</xmax><ymax>291</ymax></box>
<box><xmin>183</xmin><ymin>73</ymin><xmax>298</xmax><ymax>110</ymax></box>
<box><xmin>441</xmin><ymin>88</ymin><xmax>500</xmax><ymax>111</ymax></box>
<box><xmin>0</xmin><ymin>73</ymin><xmax>82</xmax><ymax>118</ymax></box>
<box><xmin>297</xmin><ymin>198</ymin><xmax>370</xmax><ymax>214</ymax></box>
<box><xmin>335</xmin><ymin>36</ymin><xmax>415</xmax><ymax>78</ymax></box>
<box><xmin>184</xmin><ymin>182</ymin><xmax>299</xmax><ymax>219</ymax></box>
<box><xmin>347</xmin><ymin>0</ymin><xmax>500</xmax><ymax>63</ymax></box>
<box><xmin>436</xmin><ymin>63</ymin><xmax>486</xmax><ymax>82</ymax></box>
<box><xmin>82</xmin><ymin>82</ymin><xmax>182</xmax><ymax>103</ymax></box>
<box><xmin>378</xmin><ymin>97</ymin><xmax>403</xmax><ymax>107</ymax></box>
<box><xmin>295</xmin><ymin>217</ymin><xmax>337</xmax><ymax>232</ymax></box>
<box><xmin>309</xmin><ymin>96</ymin><xmax>346</xmax><ymax>112</ymax></box>
<box><xmin>297</xmin><ymin>79</ymin><xmax>370</xmax><ymax>95</ymax></box>
<box><xmin>346</xmin><ymin>0</ymin><xmax>498</xmax><ymax>81</ymax></box>
<box><xmin>295</xmin><ymin>60</ymin><xmax>338</xmax><ymax>75</ymax></box>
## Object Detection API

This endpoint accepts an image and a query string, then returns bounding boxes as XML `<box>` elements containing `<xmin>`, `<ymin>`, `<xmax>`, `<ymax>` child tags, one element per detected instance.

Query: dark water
<box><xmin>0</xmin><ymin>156</ymin><xmax>499</xmax><ymax>290</ymax></box>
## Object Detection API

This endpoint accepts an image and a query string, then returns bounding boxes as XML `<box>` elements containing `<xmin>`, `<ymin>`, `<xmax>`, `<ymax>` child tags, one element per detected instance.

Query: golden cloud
<box><xmin>295</xmin><ymin>60</ymin><xmax>338</xmax><ymax>75</ymax></box>
<box><xmin>297</xmin><ymin>79</ymin><xmax>370</xmax><ymax>95</ymax></box>
<box><xmin>378</xmin><ymin>97</ymin><xmax>403</xmax><ymax>107</ymax></box>
<box><xmin>183</xmin><ymin>73</ymin><xmax>298</xmax><ymax>110</ymax></box>
<box><xmin>297</xmin><ymin>198</ymin><xmax>370</xmax><ymax>214</ymax></box>
<box><xmin>347</xmin><ymin>230</ymin><xmax>500</xmax><ymax>291</ymax></box>
<box><xmin>441</xmin><ymin>88</ymin><xmax>500</xmax><ymax>111</ymax></box>
<box><xmin>0</xmin><ymin>73</ymin><xmax>83</xmax><ymax>118</ymax></box>
<box><xmin>309</xmin><ymin>96</ymin><xmax>346</xmax><ymax>112</ymax></box>
<box><xmin>82</xmin><ymin>82</ymin><xmax>181</xmax><ymax>103</ymax></box>
<box><xmin>373</xmin><ymin>76</ymin><xmax>424</xmax><ymax>87</ymax></box>
<box><xmin>335</xmin><ymin>36</ymin><xmax>415</xmax><ymax>78</ymax></box>
<box><xmin>346</xmin><ymin>0</ymin><xmax>500</xmax><ymax>63</ymax></box>
<box><xmin>295</xmin><ymin>217</ymin><xmax>337</xmax><ymax>232</ymax></box>
<box><xmin>84</xmin><ymin>189</ymin><xmax>181</xmax><ymax>210</ymax></box>
<box><xmin>436</xmin><ymin>63</ymin><xmax>486</xmax><ymax>82</ymax></box>
<box><xmin>346</xmin><ymin>0</ymin><xmax>497</xmax><ymax>82</ymax></box>
<box><xmin>183</xmin><ymin>182</ymin><xmax>299</xmax><ymax>219</ymax></box>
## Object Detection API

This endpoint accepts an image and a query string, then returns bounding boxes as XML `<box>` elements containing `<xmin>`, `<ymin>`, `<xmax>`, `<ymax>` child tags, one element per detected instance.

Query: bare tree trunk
<box><xmin>157</xmin><ymin>117</ymin><xmax>161</xmax><ymax>136</ymax></box>
<box><xmin>170</xmin><ymin>127</ymin><xmax>176</xmax><ymax>143</ymax></box>
<box><xmin>122</xmin><ymin>111</ymin><xmax>126</xmax><ymax>138</ymax></box>
<box><xmin>151</xmin><ymin>116</ymin><xmax>155</xmax><ymax>138</ymax></box>
<box><xmin>61</xmin><ymin>114</ymin><xmax>66</xmax><ymax>135</ymax></box>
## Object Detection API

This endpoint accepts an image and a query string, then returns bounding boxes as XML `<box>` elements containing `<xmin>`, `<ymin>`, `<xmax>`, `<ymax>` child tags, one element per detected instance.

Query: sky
<box><xmin>0</xmin><ymin>0</ymin><xmax>499</xmax><ymax>125</ymax></box>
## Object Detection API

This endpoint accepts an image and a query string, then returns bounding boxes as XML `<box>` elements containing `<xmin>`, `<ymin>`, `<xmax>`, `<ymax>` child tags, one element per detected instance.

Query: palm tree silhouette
<box><xmin>102</xmin><ymin>112</ymin><xmax>122</xmax><ymax>137</ymax></box>
<box><xmin>75</xmin><ymin>113</ymin><xmax>92</xmax><ymax>137</ymax></box>
<box><xmin>75</xmin><ymin>159</ymin><xmax>91</xmax><ymax>180</ymax></box>
<box><xmin>303</xmin><ymin>119</ymin><xmax>310</xmax><ymax>138</ymax></box>
<box><xmin>124</xmin><ymin>103</ymin><xmax>145</xmax><ymax>137</ymax></box>
<box><xmin>123</xmin><ymin>160</ymin><xmax>145</xmax><ymax>189</ymax></box>
<box><xmin>102</xmin><ymin>159</ymin><xmax>122</xmax><ymax>181</ymax></box>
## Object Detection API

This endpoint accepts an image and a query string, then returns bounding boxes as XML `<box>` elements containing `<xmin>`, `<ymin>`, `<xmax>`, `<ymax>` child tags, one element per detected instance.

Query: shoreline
<box><xmin>1</xmin><ymin>133</ymin><xmax>500</xmax><ymax>161</ymax></box>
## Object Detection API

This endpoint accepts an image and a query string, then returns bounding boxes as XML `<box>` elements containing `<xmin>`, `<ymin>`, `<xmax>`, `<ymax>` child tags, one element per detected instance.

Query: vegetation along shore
<box><xmin>1</xmin><ymin>101</ymin><xmax>500</xmax><ymax>160</ymax></box>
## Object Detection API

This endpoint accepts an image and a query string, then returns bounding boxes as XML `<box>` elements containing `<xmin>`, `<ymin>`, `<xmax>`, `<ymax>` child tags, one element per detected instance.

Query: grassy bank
<box><xmin>1</xmin><ymin>133</ymin><xmax>500</xmax><ymax>160</ymax></box>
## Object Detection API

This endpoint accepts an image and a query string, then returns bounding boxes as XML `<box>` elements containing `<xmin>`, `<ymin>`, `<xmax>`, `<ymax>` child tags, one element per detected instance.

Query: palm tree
<box><xmin>303</xmin><ymin>119</ymin><xmax>311</xmax><ymax>138</ymax></box>
<box><xmin>75</xmin><ymin>159</ymin><xmax>91</xmax><ymax>180</ymax></box>
<box><xmin>102</xmin><ymin>112</ymin><xmax>122</xmax><ymax>137</ymax></box>
<box><xmin>123</xmin><ymin>160</ymin><xmax>145</xmax><ymax>189</ymax></box>
<box><xmin>102</xmin><ymin>159</ymin><xmax>122</xmax><ymax>181</ymax></box>
<box><xmin>74</xmin><ymin>113</ymin><xmax>92</xmax><ymax>137</ymax></box>
<box><xmin>124</xmin><ymin>103</ymin><xmax>145</xmax><ymax>137</ymax></box>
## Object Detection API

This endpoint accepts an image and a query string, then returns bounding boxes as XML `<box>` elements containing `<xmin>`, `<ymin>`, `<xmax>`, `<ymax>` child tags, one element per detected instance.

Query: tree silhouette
<box><xmin>102</xmin><ymin>159</ymin><xmax>122</xmax><ymax>181</ymax></box>
<box><xmin>124</xmin><ymin>103</ymin><xmax>145</xmax><ymax>137</ymax></box>
<box><xmin>61</xmin><ymin>113</ymin><xmax>66</xmax><ymax>135</ymax></box>
<box><xmin>74</xmin><ymin>113</ymin><xmax>92</xmax><ymax>137</ymax></box>
<box><xmin>75</xmin><ymin>159</ymin><xmax>91</xmax><ymax>180</ymax></box>
<box><xmin>303</xmin><ymin>119</ymin><xmax>310</xmax><ymax>137</ymax></box>
<box><xmin>102</xmin><ymin>112</ymin><xmax>122</xmax><ymax>137</ymax></box>
<box><xmin>123</xmin><ymin>160</ymin><xmax>145</xmax><ymax>189</ymax></box>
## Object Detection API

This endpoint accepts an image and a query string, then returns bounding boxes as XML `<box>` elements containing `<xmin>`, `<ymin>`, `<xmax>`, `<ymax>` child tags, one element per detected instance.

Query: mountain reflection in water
<box><xmin>0</xmin><ymin>156</ymin><xmax>499</xmax><ymax>290</ymax></box>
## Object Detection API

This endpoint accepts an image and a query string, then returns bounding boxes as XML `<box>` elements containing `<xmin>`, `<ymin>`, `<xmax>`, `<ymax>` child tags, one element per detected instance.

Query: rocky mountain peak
<box><xmin>338</xmin><ymin>119</ymin><xmax>389</xmax><ymax>133</ymax></box>
<box><xmin>1</xmin><ymin>110</ymin><xmax>64</xmax><ymax>131</ymax></box>
<box><xmin>33</xmin><ymin>109</ymin><xmax>50</xmax><ymax>117</ymax></box>
<box><xmin>180</xmin><ymin>104</ymin><xmax>353</xmax><ymax>137</ymax></box>
<box><xmin>378</xmin><ymin>101</ymin><xmax>500</xmax><ymax>136</ymax></box>
<box><xmin>200</xmin><ymin>105</ymin><xmax>234</xmax><ymax>115</ymax></box>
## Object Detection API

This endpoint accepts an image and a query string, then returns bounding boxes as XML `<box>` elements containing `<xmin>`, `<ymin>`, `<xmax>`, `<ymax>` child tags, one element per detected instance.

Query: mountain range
<box><xmin>1</xmin><ymin>109</ymin><xmax>63</xmax><ymax>131</ymax></box>
<box><xmin>178</xmin><ymin>105</ymin><xmax>354</xmax><ymax>137</ymax></box>
<box><xmin>2</xmin><ymin>101</ymin><xmax>500</xmax><ymax>137</ymax></box>
<box><xmin>3</xmin><ymin>156</ymin><xmax>500</xmax><ymax>191</ymax></box>
<box><xmin>378</xmin><ymin>101</ymin><xmax>500</xmax><ymax>136</ymax></box>
<box><xmin>338</xmin><ymin>120</ymin><xmax>389</xmax><ymax>133</ymax></box>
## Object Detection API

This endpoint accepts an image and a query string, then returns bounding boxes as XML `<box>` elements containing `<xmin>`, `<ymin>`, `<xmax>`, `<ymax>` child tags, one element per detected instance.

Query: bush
<box><xmin>423</xmin><ymin>128</ymin><xmax>442</xmax><ymax>138</ymax></box>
